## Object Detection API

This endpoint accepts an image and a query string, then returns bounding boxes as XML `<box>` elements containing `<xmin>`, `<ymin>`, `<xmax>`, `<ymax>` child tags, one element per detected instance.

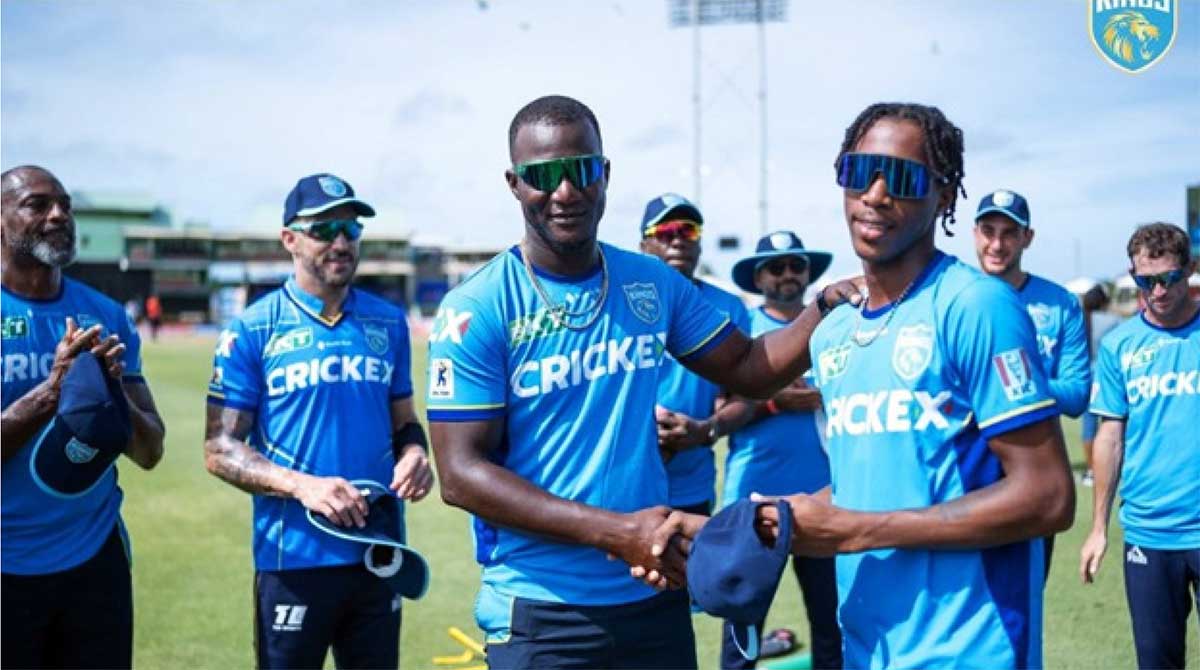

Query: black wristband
<box><xmin>392</xmin><ymin>421</ymin><xmax>428</xmax><ymax>460</ymax></box>
<box><xmin>815</xmin><ymin>287</ymin><xmax>835</xmax><ymax>317</ymax></box>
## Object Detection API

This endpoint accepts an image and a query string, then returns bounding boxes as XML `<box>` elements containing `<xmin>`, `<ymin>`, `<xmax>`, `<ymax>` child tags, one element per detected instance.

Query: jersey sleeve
<box><xmin>116</xmin><ymin>309</ymin><xmax>144</xmax><ymax>381</ymax></box>
<box><xmin>1047</xmin><ymin>295</ymin><xmax>1091</xmax><ymax>417</ymax></box>
<box><xmin>945</xmin><ymin>279</ymin><xmax>1059</xmax><ymax>439</ymax></box>
<box><xmin>390</xmin><ymin>310</ymin><xmax>414</xmax><ymax>400</ymax></box>
<box><xmin>1089</xmin><ymin>333</ymin><xmax>1127</xmax><ymax>419</ymax></box>
<box><xmin>425</xmin><ymin>294</ymin><xmax>507</xmax><ymax>422</ymax></box>
<box><xmin>665</xmin><ymin>273</ymin><xmax>736</xmax><ymax>362</ymax></box>
<box><xmin>207</xmin><ymin>318</ymin><xmax>263</xmax><ymax>412</ymax></box>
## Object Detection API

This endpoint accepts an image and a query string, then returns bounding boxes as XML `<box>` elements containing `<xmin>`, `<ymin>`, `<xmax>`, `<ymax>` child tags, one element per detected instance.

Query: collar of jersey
<box><xmin>1139</xmin><ymin>303</ymin><xmax>1200</xmax><ymax>333</ymax></box>
<box><xmin>1</xmin><ymin>278</ymin><xmax>68</xmax><ymax>304</ymax></box>
<box><xmin>758</xmin><ymin>305</ymin><xmax>791</xmax><ymax>326</ymax></box>
<box><xmin>509</xmin><ymin>245</ymin><xmax>603</xmax><ymax>283</ymax></box>
<box><xmin>284</xmin><ymin>276</ymin><xmax>356</xmax><ymax>327</ymax></box>
<box><xmin>860</xmin><ymin>250</ymin><xmax>946</xmax><ymax>320</ymax></box>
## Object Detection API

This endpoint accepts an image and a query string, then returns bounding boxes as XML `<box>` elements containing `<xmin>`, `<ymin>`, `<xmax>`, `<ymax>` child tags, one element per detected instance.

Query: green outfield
<box><xmin>120</xmin><ymin>335</ymin><xmax>1197</xmax><ymax>669</ymax></box>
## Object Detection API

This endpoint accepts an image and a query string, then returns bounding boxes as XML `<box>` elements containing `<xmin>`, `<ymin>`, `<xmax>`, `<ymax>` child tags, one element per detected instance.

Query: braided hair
<box><xmin>835</xmin><ymin>102</ymin><xmax>966</xmax><ymax>236</ymax></box>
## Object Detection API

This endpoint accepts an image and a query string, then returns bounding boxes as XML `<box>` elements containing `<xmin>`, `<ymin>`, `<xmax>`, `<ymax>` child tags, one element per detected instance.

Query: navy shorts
<box><xmin>1</xmin><ymin>524</ymin><xmax>133</xmax><ymax>670</ymax></box>
<box><xmin>484</xmin><ymin>588</ymin><xmax>698</xmax><ymax>669</ymax></box>
<box><xmin>1122</xmin><ymin>543</ymin><xmax>1200</xmax><ymax>670</ymax></box>
<box><xmin>255</xmin><ymin>564</ymin><xmax>402</xmax><ymax>670</ymax></box>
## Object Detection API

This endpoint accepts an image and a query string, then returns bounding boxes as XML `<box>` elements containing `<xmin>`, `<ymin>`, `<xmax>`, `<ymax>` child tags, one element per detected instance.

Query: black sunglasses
<box><xmin>760</xmin><ymin>257</ymin><xmax>809</xmax><ymax>276</ymax></box>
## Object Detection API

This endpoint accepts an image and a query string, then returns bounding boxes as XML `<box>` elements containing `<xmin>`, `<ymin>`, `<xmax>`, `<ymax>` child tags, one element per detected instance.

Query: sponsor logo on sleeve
<box><xmin>216</xmin><ymin>330</ymin><xmax>240</xmax><ymax>358</ymax></box>
<box><xmin>430</xmin><ymin>358</ymin><xmax>454</xmax><ymax>399</ymax></box>
<box><xmin>430</xmin><ymin>308</ymin><xmax>472</xmax><ymax>345</ymax></box>
<box><xmin>992</xmin><ymin>348</ymin><xmax>1037</xmax><ymax>402</ymax></box>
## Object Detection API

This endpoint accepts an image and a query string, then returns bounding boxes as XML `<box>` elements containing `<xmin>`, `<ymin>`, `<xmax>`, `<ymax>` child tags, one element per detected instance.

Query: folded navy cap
<box><xmin>688</xmin><ymin>498</ymin><xmax>793</xmax><ymax>660</ymax></box>
<box><xmin>282</xmin><ymin>173</ymin><xmax>376</xmax><ymax>226</ymax></box>
<box><xmin>975</xmin><ymin>189</ymin><xmax>1030</xmax><ymax>227</ymax></box>
<box><xmin>30</xmin><ymin>351</ymin><xmax>132</xmax><ymax>498</ymax></box>
<box><xmin>306</xmin><ymin>480</ymin><xmax>430</xmax><ymax>600</ymax></box>
<box><xmin>641</xmin><ymin>193</ymin><xmax>703</xmax><ymax>235</ymax></box>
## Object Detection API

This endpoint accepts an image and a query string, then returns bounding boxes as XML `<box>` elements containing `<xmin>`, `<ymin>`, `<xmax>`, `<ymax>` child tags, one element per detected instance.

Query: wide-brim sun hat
<box><xmin>732</xmin><ymin>231</ymin><xmax>832</xmax><ymax>294</ymax></box>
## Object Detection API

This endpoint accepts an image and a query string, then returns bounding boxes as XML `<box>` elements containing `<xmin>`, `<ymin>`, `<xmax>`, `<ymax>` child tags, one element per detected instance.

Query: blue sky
<box><xmin>2</xmin><ymin>1</ymin><xmax>1197</xmax><ymax>284</ymax></box>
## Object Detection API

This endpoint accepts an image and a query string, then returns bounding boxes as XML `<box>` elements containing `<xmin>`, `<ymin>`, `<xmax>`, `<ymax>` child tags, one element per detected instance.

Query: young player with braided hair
<box><xmin>745</xmin><ymin>101</ymin><xmax>1076</xmax><ymax>668</ymax></box>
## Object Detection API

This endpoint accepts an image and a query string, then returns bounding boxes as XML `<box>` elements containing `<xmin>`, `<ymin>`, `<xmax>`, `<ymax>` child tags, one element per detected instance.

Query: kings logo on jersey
<box><xmin>1089</xmin><ymin>0</ymin><xmax>1176</xmax><ymax>74</ymax></box>
<box><xmin>993</xmin><ymin>348</ymin><xmax>1037</xmax><ymax>402</ymax></box>
<box><xmin>623</xmin><ymin>283</ymin><xmax>661</xmax><ymax>324</ymax></box>
<box><xmin>364</xmin><ymin>323</ymin><xmax>389</xmax><ymax>355</ymax></box>
<box><xmin>892</xmin><ymin>324</ymin><xmax>934</xmax><ymax>381</ymax></box>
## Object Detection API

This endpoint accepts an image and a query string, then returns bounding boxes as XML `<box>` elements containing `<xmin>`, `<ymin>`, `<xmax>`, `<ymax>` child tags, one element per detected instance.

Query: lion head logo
<box><xmin>1102</xmin><ymin>11</ymin><xmax>1161</xmax><ymax>65</ymax></box>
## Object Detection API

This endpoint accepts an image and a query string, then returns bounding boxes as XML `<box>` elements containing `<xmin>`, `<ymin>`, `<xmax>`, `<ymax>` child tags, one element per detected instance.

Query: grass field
<box><xmin>119</xmin><ymin>335</ymin><xmax>1198</xmax><ymax>669</ymax></box>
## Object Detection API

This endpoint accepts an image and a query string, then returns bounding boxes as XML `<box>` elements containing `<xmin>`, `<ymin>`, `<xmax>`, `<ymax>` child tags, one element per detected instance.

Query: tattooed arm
<box><xmin>754</xmin><ymin>417</ymin><xmax>1074</xmax><ymax>557</ymax></box>
<box><xmin>203</xmin><ymin>403</ymin><xmax>369</xmax><ymax>528</ymax></box>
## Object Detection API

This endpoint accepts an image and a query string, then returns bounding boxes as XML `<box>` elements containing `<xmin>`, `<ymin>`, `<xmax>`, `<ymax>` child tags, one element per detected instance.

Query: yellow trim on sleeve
<box><xmin>676</xmin><ymin>317</ymin><xmax>732</xmax><ymax>358</ymax></box>
<box><xmin>977</xmin><ymin>398</ymin><xmax>1057</xmax><ymax>429</ymax></box>
<box><xmin>207</xmin><ymin>390</ymin><xmax>226</xmax><ymax>399</ymax></box>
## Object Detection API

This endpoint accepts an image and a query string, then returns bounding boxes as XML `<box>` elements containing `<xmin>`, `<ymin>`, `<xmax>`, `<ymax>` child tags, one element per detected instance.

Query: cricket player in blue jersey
<box><xmin>639</xmin><ymin>193</ymin><xmax>750</xmax><ymax>515</ymax></box>
<box><xmin>738</xmin><ymin>103</ymin><xmax>1075</xmax><ymax>669</ymax></box>
<box><xmin>426</xmin><ymin>95</ymin><xmax>862</xmax><ymax>670</ymax></box>
<box><xmin>973</xmin><ymin>188</ymin><xmax>1090</xmax><ymax>580</ymax></box>
<box><xmin>712</xmin><ymin>231</ymin><xmax>841</xmax><ymax>670</ymax></box>
<box><xmin>1</xmin><ymin>166</ymin><xmax>166</xmax><ymax>669</ymax></box>
<box><xmin>203</xmin><ymin>173</ymin><xmax>433</xmax><ymax>670</ymax></box>
<box><xmin>1080</xmin><ymin>223</ymin><xmax>1200</xmax><ymax>670</ymax></box>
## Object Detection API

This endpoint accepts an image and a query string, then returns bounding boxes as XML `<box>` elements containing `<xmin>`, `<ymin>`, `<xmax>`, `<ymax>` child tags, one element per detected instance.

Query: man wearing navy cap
<box><xmin>203</xmin><ymin>173</ymin><xmax>433</xmax><ymax>669</ymax></box>
<box><xmin>716</xmin><ymin>231</ymin><xmax>841</xmax><ymax>669</ymax></box>
<box><xmin>1</xmin><ymin>165</ymin><xmax>166</xmax><ymax>669</ymax></box>
<box><xmin>974</xmin><ymin>189</ymin><xmax>1090</xmax><ymax>580</ymax></box>
<box><xmin>639</xmin><ymin>193</ymin><xmax>750</xmax><ymax>517</ymax></box>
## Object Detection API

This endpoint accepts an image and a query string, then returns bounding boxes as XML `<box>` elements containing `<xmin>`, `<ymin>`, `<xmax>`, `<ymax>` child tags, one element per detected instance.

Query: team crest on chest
<box><xmin>363</xmin><ymin>323</ymin><xmax>389</xmax><ymax>355</ymax></box>
<box><xmin>1026</xmin><ymin>303</ymin><xmax>1053</xmax><ymax>330</ymax></box>
<box><xmin>623</xmin><ymin>283</ymin><xmax>661</xmax><ymax>324</ymax></box>
<box><xmin>892</xmin><ymin>323</ymin><xmax>934</xmax><ymax>381</ymax></box>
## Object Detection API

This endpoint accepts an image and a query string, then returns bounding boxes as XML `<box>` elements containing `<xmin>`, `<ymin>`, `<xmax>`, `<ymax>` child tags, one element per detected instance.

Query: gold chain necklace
<box><xmin>850</xmin><ymin>275</ymin><xmax>919</xmax><ymax>347</ymax></box>
<box><xmin>519</xmin><ymin>241</ymin><xmax>609</xmax><ymax>331</ymax></box>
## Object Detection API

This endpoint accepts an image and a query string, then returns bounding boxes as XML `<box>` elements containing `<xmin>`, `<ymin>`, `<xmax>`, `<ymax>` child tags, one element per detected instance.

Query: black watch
<box><xmin>815</xmin><ymin>287</ymin><xmax>835</xmax><ymax>317</ymax></box>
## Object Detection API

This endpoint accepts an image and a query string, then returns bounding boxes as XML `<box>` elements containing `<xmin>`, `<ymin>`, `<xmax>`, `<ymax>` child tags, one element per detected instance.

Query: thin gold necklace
<box><xmin>519</xmin><ymin>241</ymin><xmax>609</xmax><ymax>331</ymax></box>
<box><xmin>851</xmin><ymin>274</ymin><xmax>919</xmax><ymax>347</ymax></box>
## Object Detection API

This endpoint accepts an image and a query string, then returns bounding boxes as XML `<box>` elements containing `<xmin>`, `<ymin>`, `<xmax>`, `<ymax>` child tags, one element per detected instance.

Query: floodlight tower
<box><xmin>668</xmin><ymin>0</ymin><xmax>788</xmax><ymax>236</ymax></box>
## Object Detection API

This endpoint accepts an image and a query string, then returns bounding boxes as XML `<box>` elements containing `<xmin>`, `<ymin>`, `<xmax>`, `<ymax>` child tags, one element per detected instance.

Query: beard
<box><xmin>8</xmin><ymin>229</ymin><xmax>76</xmax><ymax>267</ymax></box>
<box><xmin>528</xmin><ymin>216</ymin><xmax>594</xmax><ymax>257</ymax></box>
<box><xmin>298</xmin><ymin>248</ymin><xmax>358</xmax><ymax>287</ymax></box>
<box><xmin>764</xmin><ymin>281</ymin><xmax>805</xmax><ymax>304</ymax></box>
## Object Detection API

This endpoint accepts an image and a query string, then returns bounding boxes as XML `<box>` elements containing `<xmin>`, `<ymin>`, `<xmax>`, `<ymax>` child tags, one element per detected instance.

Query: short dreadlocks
<box><xmin>835</xmin><ymin>102</ymin><xmax>966</xmax><ymax>236</ymax></box>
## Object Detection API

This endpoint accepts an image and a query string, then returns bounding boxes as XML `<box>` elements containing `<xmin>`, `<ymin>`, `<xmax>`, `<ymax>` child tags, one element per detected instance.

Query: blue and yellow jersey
<box><xmin>207</xmin><ymin>277</ymin><xmax>413</xmax><ymax>571</ymax></box>
<box><xmin>1090</xmin><ymin>308</ymin><xmax>1200</xmax><ymax>550</ymax></box>
<box><xmin>655</xmin><ymin>280</ymin><xmax>749</xmax><ymax>508</ymax></box>
<box><xmin>2</xmin><ymin>278</ymin><xmax>142</xmax><ymax>575</ymax></box>
<box><xmin>810</xmin><ymin>252</ymin><xmax>1058</xmax><ymax>670</ymax></box>
<box><xmin>723</xmin><ymin>306</ymin><xmax>829</xmax><ymax>505</ymax></box>
<box><xmin>426</xmin><ymin>243</ymin><xmax>734</xmax><ymax>608</ymax></box>
<box><xmin>1018</xmin><ymin>274</ymin><xmax>1090</xmax><ymax>417</ymax></box>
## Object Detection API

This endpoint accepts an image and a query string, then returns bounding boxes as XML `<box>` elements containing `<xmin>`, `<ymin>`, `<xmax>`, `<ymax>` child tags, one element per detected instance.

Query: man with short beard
<box><xmin>1</xmin><ymin>165</ymin><xmax>166</xmax><ymax>669</ymax></box>
<box><xmin>203</xmin><ymin>173</ymin><xmax>433</xmax><ymax>669</ymax></box>
<box><xmin>1081</xmin><ymin>222</ymin><xmax>1199</xmax><ymax>670</ymax></box>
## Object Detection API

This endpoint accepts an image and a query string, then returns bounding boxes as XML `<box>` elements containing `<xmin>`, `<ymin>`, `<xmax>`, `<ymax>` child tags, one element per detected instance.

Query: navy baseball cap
<box><xmin>30</xmin><ymin>351</ymin><xmax>132</xmax><ymax>497</ymax></box>
<box><xmin>975</xmin><ymin>189</ymin><xmax>1030</xmax><ymax>227</ymax></box>
<box><xmin>688</xmin><ymin>498</ymin><xmax>793</xmax><ymax>660</ymax></box>
<box><xmin>306</xmin><ymin>480</ymin><xmax>430</xmax><ymax>600</ymax></box>
<box><xmin>731</xmin><ymin>231</ymin><xmax>833</xmax><ymax>294</ymax></box>
<box><xmin>282</xmin><ymin>173</ymin><xmax>376</xmax><ymax>226</ymax></box>
<box><xmin>641</xmin><ymin>193</ymin><xmax>703</xmax><ymax>235</ymax></box>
